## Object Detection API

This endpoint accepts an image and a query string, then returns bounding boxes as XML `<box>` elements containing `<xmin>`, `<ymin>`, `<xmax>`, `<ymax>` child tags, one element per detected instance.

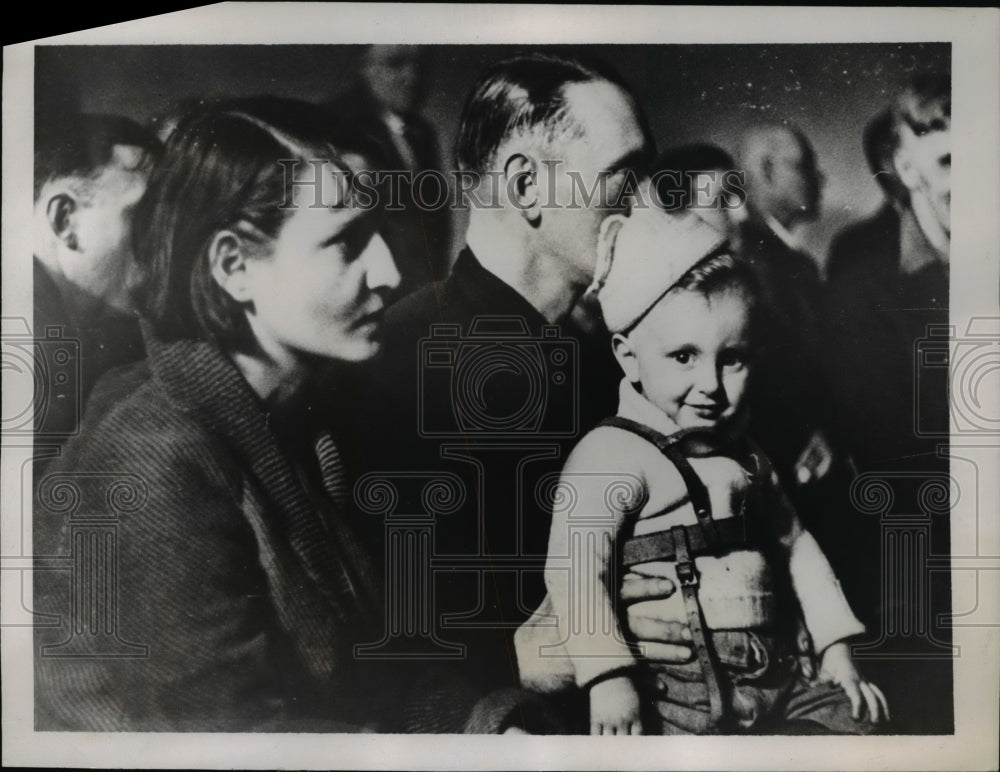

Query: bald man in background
<box><xmin>737</xmin><ymin>125</ymin><xmax>840</xmax><ymax>499</ymax></box>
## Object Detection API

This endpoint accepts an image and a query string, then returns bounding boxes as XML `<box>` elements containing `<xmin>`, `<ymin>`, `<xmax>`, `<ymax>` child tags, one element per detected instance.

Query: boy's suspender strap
<box><xmin>598</xmin><ymin>415</ymin><xmax>677</xmax><ymax>450</ymax></box>
<box><xmin>672</xmin><ymin>525</ymin><xmax>726</xmax><ymax>726</ymax></box>
<box><xmin>621</xmin><ymin>518</ymin><xmax>744</xmax><ymax>568</ymax></box>
<box><xmin>661</xmin><ymin>447</ymin><xmax>721</xmax><ymax>549</ymax></box>
<box><xmin>598</xmin><ymin>416</ymin><xmax>722</xmax><ymax>549</ymax></box>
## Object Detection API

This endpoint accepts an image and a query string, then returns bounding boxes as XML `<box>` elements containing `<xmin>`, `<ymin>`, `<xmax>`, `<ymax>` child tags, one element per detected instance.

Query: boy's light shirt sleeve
<box><xmin>546</xmin><ymin>381</ymin><xmax>685</xmax><ymax>686</ymax></box>
<box><xmin>760</xmin><ymin>462</ymin><xmax>867</xmax><ymax>653</ymax></box>
<box><xmin>788</xmin><ymin>528</ymin><xmax>866</xmax><ymax>654</ymax></box>
<box><xmin>544</xmin><ymin>459</ymin><xmax>639</xmax><ymax>688</ymax></box>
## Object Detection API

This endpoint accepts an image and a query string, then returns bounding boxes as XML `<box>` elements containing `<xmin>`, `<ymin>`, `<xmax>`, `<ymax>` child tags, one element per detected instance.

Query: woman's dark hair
<box><xmin>132</xmin><ymin>96</ymin><xmax>353</xmax><ymax>346</ymax></box>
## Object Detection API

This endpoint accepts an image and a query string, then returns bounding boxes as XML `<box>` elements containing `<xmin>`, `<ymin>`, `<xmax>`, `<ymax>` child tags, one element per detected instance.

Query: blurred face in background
<box><xmin>361</xmin><ymin>45</ymin><xmax>427</xmax><ymax>115</ymax></box>
<box><xmin>895</xmin><ymin>103</ymin><xmax>951</xmax><ymax>237</ymax></box>
<box><xmin>768</xmin><ymin>131</ymin><xmax>823</xmax><ymax>226</ymax></box>
<box><xmin>688</xmin><ymin>168</ymin><xmax>747</xmax><ymax>253</ymax></box>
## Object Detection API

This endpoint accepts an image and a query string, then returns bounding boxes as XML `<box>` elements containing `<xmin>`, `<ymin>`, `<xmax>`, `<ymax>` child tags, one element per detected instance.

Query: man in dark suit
<box><xmin>325</xmin><ymin>45</ymin><xmax>451</xmax><ymax>295</ymax></box>
<box><xmin>32</xmin><ymin>114</ymin><xmax>160</xmax><ymax>460</ymax></box>
<box><xmin>824</xmin><ymin>74</ymin><xmax>952</xmax><ymax>734</ymax></box>
<box><xmin>826</xmin><ymin>108</ymin><xmax>905</xmax><ymax>285</ymax></box>
<box><xmin>827</xmin><ymin>76</ymin><xmax>950</xmax><ymax>473</ymax></box>
<box><xmin>737</xmin><ymin>124</ymin><xmax>836</xmax><ymax>493</ymax></box>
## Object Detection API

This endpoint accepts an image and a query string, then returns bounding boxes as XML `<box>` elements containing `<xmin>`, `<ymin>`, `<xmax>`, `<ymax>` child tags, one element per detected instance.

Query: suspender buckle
<box><xmin>675</xmin><ymin>559</ymin><xmax>698</xmax><ymax>587</ymax></box>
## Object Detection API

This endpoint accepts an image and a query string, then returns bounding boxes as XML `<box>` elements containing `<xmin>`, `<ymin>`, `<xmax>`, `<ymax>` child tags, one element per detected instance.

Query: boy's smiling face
<box><xmin>613</xmin><ymin>286</ymin><xmax>752</xmax><ymax>431</ymax></box>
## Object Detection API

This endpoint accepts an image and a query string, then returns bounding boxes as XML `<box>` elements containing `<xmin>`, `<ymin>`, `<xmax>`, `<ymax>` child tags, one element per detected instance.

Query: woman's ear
<box><xmin>503</xmin><ymin>152</ymin><xmax>541</xmax><ymax>224</ymax></box>
<box><xmin>611</xmin><ymin>332</ymin><xmax>640</xmax><ymax>384</ymax></box>
<box><xmin>208</xmin><ymin>230</ymin><xmax>253</xmax><ymax>303</ymax></box>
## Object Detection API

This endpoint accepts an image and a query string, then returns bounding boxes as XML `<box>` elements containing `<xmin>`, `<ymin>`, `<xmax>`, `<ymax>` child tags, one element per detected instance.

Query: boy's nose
<box><xmin>693</xmin><ymin>363</ymin><xmax>723</xmax><ymax>396</ymax></box>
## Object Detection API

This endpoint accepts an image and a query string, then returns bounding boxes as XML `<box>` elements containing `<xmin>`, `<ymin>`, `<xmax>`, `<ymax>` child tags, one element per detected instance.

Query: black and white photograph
<box><xmin>2</xmin><ymin>4</ymin><xmax>998</xmax><ymax>769</ymax></box>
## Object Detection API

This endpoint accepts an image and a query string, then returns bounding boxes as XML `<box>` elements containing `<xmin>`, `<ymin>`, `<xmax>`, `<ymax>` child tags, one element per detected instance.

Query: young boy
<box><xmin>515</xmin><ymin>207</ymin><xmax>889</xmax><ymax>735</ymax></box>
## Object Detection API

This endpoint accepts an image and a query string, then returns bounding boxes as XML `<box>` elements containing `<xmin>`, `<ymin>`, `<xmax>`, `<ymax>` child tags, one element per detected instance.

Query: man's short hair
<box><xmin>455</xmin><ymin>52</ymin><xmax>643</xmax><ymax>174</ymax></box>
<box><xmin>34</xmin><ymin>113</ymin><xmax>161</xmax><ymax>202</ymax></box>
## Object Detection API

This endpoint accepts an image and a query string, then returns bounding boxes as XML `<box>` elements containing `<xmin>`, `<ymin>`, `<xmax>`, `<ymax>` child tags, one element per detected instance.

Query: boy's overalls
<box><xmin>595</xmin><ymin>416</ymin><xmax>875</xmax><ymax>735</ymax></box>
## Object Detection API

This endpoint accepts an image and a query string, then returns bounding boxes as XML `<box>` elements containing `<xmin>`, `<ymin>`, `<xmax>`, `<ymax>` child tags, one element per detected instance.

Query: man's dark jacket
<box><xmin>346</xmin><ymin>249</ymin><xmax>619</xmax><ymax>728</ymax></box>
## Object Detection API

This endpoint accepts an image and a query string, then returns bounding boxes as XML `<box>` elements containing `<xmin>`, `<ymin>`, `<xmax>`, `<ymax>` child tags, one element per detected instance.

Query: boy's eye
<box><xmin>670</xmin><ymin>350</ymin><xmax>693</xmax><ymax>365</ymax></box>
<box><xmin>720</xmin><ymin>350</ymin><xmax>748</xmax><ymax>370</ymax></box>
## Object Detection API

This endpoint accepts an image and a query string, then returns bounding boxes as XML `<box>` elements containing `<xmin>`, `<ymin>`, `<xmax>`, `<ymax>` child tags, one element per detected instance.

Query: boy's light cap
<box><xmin>591</xmin><ymin>207</ymin><xmax>728</xmax><ymax>333</ymax></box>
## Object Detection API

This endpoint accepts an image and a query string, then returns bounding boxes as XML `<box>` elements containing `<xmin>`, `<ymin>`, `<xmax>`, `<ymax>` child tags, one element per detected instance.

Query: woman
<box><xmin>33</xmin><ymin>98</ymin><xmax>403</xmax><ymax>731</ymax></box>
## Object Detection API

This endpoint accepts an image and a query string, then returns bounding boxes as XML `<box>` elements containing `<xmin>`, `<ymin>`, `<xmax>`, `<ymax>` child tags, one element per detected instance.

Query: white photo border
<box><xmin>3</xmin><ymin>4</ymin><xmax>998</xmax><ymax>769</ymax></box>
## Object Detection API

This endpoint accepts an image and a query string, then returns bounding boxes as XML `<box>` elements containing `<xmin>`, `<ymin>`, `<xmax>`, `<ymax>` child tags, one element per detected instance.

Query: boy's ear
<box><xmin>611</xmin><ymin>332</ymin><xmax>640</xmax><ymax>384</ymax></box>
<box><xmin>209</xmin><ymin>230</ymin><xmax>253</xmax><ymax>303</ymax></box>
<box><xmin>503</xmin><ymin>152</ymin><xmax>541</xmax><ymax>224</ymax></box>
<box><xmin>45</xmin><ymin>193</ymin><xmax>80</xmax><ymax>251</ymax></box>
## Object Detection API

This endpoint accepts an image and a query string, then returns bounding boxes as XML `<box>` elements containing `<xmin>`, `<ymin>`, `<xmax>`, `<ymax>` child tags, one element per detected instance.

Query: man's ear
<box><xmin>611</xmin><ymin>332</ymin><xmax>640</xmax><ymax>384</ymax></box>
<box><xmin>45</xmin><ymin>194</ymin><xmax>79</xmax><ymax>251</ymax></box>
<box><xmin>503</xmin><ymin>152</ymin><xmax>541</xmax><ymax>223</ymax></box>
<box><xmin>208</xmin><ymin>230</ymin><xmax>253</xmax><ymax>303</ymax></box>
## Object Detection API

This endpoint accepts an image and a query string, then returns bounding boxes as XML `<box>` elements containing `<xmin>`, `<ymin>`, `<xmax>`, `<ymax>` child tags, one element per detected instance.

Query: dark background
<box><xmin>36</xmin><ymin>42</ymin><xmax>950</xmax><ymax>268</ymax></box>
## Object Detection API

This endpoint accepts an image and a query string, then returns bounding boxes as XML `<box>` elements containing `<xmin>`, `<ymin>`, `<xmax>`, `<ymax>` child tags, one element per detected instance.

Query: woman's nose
<box><xmin>364</xmin><ymin>232</ymin><xmax>401</xmax><ymax>292</ymax></box>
